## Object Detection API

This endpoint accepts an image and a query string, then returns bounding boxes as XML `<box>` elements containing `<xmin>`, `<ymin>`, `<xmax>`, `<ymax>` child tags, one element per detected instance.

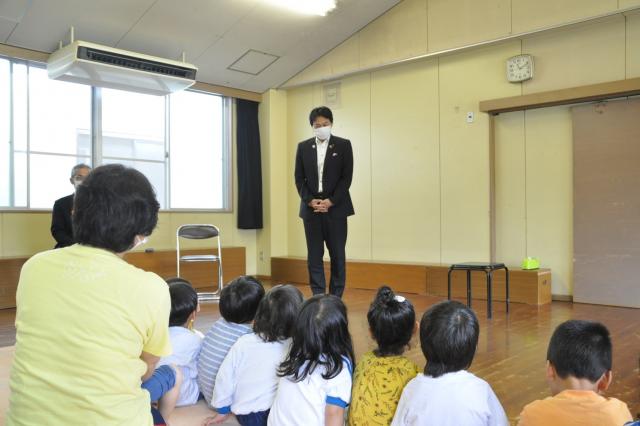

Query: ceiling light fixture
<box><xmin>264</xmin><ymin>0</ymin><xmax>337</xmax><ymax>16</ymax></box>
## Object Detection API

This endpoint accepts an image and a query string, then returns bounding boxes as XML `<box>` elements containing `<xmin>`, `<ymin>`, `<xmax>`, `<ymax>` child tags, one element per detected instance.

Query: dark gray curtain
<box><xmin>236</xmin><ymin>99</ymin><xmax>263</xmax><ymax>229</ymax></box>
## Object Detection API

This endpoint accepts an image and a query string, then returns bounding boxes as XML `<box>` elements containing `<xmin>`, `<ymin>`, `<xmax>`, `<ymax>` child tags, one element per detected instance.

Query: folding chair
<box><xmin>176</xmin><ymin>224</ymin><xmax>223</xmax><ymax>301</ymax></box>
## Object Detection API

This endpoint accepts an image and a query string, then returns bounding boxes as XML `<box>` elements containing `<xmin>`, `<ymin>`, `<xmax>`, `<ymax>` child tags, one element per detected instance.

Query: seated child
<box><xmin>392</xmin><ymin>300</ymin><xmax>508</xmax><ymax>426</ymax></box>
<box><xmin>204</xmin><ymin>285</ymin><xmax>304</xmax><ymax>426</ymax></box>
<box><xmin>197</xmin><ymin>276</ymin><xmax>265</xmax><ymax>407</ymax></box>
<box><xmin>517</xmin><ymin>319</ymin><xmax>632</xmax><ymax>426</ymax></box>
<box><xmin>349</xmin><ymin>286</ymin><xmax>420</xmax><ymax>426</ymax></box>
<box><xmin>268</xmin><ymin>295</ymin><xmax>355</xmax><ymax>426</ymax></box>
<box><xmin>155</xmin><ymin>278</ymin><xmax>203</xmax><ymax>407</ymax></box>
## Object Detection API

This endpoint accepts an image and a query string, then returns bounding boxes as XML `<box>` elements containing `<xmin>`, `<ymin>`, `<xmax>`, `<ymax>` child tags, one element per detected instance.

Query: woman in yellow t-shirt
<box><xmin>8</xmin><ymin>164</ymin><xmax>171</xmax><ymax>426</ymax></box>
<box><xmin>348</xmin><ymin>286</ymin><xmax>420</xmax><ymax>426</ymax></box>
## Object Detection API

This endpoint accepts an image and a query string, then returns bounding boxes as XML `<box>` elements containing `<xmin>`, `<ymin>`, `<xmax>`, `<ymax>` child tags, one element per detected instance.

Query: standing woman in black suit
<box><xmin>295</xmin><ymin>106</ymin><xmax>354</xmax><ymax>297</ymax></box>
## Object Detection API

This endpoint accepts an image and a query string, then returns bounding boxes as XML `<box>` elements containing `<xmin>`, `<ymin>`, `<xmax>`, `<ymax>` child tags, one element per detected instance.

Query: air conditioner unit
<box><xmin>47</xmin><ymin>40</ymin><xmax>197</xmax><ymax>96</ymax></box>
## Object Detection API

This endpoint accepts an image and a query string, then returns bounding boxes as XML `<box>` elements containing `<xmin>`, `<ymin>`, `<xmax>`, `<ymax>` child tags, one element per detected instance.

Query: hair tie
<box><xmin>394</xmin><ymin>295</ymin><xmax>406</xmax><ymax>303</ymax></box>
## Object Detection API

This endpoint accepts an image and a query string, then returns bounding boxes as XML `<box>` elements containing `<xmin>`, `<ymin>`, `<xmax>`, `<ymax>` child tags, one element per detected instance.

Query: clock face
<box><xmin>507</xmin><ymin>54</ymin><xmax>534</xmax><ymax>82</ymax></box>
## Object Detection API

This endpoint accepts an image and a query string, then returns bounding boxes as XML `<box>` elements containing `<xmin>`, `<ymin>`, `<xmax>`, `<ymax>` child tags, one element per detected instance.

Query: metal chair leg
<box><xmin>504</xmin><ymin>266</ymin><xmax>510</xmax><ymax>314</ymax></box>
<box><xmin>466</xmin><ymin>269</ymin><xmax>472</xmax><ymax>308</ymax></box>
<box><xmin>487</xmin><ymin>270</ymin><xmax>493</xmax><ymax>319</ymax></box>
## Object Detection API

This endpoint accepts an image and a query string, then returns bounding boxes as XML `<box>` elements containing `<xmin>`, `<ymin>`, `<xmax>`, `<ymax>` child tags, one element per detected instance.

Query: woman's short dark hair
<box><xmin>420</xmin><ymin>300</ymin><xmax>479</xmax><ymax>378</ymax></box>
<box><xmin>219</xmin><ymin>276</ymin><xmax>265</xmax><ymax>324</ymax></box>
<box><xmin>547</xmin><ymin>320</ymin><xmax>612</xmax><ymax>382</ymax></box>
<box><xmin>73</xmin><ymin>164</ymin><xmax>159</xmax><ymax>253</ymax></box>
<box><xmin>278</xmin><ymin>295</ymin><xmax>354</xmax><ymax>382</ymax></box>
<box><xmin>308</xmin><ymin>106</ymin><xmax>333</xmax><ymax>126</ymax></box>
<box><xmin>368</xmin><ymin>286</ymin><xmax>415</xmax><ymax>356</ymax></box>
<box><xmin>166</xmin><ymin>278</ymin><xmax>198</xmax><ymax>327</ymax></box>
<box><xmin>253</xmin><ymin>285</ymin><xmax>304</xmax><ymax>342</ymax></box>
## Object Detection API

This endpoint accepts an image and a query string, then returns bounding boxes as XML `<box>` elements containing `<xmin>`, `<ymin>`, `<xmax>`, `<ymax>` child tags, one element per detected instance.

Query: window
<box><xmin>169</xmin><ymin>90</ymin><xmax>228</xmax><ymax>209</ymax></box>
<box><xmin>28</xmin><ymin>67</ymin><xmax>92</xmax><ymax>209</ymax></box>
<box><xmin>101</xmin><ymin>88</ymin><xmax>167</xmax><ymax>208</ymax></box>
<box><xmin>0</xmin><ymin>57</ymin><xmax>231</xmax><ymax>211</ymax></box>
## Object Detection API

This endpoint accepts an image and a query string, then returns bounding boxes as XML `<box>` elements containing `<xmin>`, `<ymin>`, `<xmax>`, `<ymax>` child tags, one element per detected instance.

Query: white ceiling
<box><xmin>0</xmin><ymin>0</ymin><xmax>400</xmax><ymax>93</ymax></box>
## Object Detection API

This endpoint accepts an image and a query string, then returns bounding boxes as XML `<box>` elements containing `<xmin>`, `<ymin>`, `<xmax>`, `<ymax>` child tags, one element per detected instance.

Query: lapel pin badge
<box><xmin>332</xmin><ymin>153</ymin><xmax>337</xmax><ymax>156</ymax></box>
<box><xmin>312</xmin><ymin>144</ymin><xmax>316</xmax><ymax>149</ymax></box>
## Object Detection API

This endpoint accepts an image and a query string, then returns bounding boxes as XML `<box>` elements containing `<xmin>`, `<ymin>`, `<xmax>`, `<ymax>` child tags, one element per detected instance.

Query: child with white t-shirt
<box><xmin>156</xmin><ymin>278</ymin><xmax>203</xmax><ymax>407</ymax></box>
<box><xmin>268</xmin><ymin>295</ymin><xmax>355</xmax><ymax>426</ymax></box>
<box><xmin>392</xmin><ymin>300</ymin><xmax>509</xmax><ymax>426</ymax></box>
<box><xmin>141</xmin><ymin>278</ymin><xmax>202</xmax><ymax>421</ymax></box>
<box><xmin>203</xmin><ymin>285</ymin><xmax>304</xmax><ymax>426</ymax></box>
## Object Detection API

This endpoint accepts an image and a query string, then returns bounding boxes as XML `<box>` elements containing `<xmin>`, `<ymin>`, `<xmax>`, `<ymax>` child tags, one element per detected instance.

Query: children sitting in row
<box><xmin>349</xmin><ymin>286</ymin><xmax>420</xmax><ymax>426</ymax></box>
<box><xmin>205</xmin><ymin>285</ymin><xmax>304</xmax><ymax>425</ymax></box>
<box><xmin>197</xmin><ymin>276</ymin><xmax>265</xmax><ymax>408</ymax></box>
<box><xmin>517</xmin><ymin>319</ymin><xmax>632</xmax><ymax>425</ymax></box>
<box><xmin>162</xmin><ymin>276</ymin><xmax>633</xmax><ymax>426</ymax></box>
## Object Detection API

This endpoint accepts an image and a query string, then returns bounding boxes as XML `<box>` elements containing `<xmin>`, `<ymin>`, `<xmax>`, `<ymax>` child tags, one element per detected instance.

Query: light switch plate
<box><xmin>466</xmin><ymin>112</ymin><xmax>474</xmax><ymax>123</ymax></box>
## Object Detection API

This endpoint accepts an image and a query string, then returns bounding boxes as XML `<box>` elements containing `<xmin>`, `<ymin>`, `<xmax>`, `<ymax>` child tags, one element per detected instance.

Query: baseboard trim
<box><xmin>552</xmin><ymin>294</ymin><xmax>573</xmax><ymax>302</ymax></box>
<box><xmin>255</xmin><ymin>275</ymin><xmax>271</xmax><ymax>281</ymax></box>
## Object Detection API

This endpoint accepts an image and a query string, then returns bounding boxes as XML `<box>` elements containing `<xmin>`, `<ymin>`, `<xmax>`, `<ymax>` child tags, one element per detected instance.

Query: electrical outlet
<box><xmin>259</xmin><ymin>250</ymin><xmax>264</xmax><ymax>262</ymax></box>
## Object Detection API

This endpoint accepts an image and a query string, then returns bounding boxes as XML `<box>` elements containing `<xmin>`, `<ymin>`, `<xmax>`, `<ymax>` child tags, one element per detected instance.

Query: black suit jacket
<box><xmin>51</xmin><ymin>193</ymin><xmax>75</xmax><ymax>248</ymax></box>
<box><xmin>295</xmin><ymin>135</ymin><xmax>354</xmax><ymax>219</ymax></box>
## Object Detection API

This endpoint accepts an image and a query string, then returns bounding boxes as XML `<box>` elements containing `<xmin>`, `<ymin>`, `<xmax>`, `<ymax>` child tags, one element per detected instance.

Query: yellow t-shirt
<box><xmin>517</xmin><ymin>389</ymin><xmax>633</xmax><ymax>426</ymax></box>
<box><xmin>7</xmin><ymin>244</ymin><xmax>172</xmax><ymax>426</ymax></box>
<box><xmin>348</xmin><ymin>351</ymin><xmax>421</xmax><ymax>426</ymax></box>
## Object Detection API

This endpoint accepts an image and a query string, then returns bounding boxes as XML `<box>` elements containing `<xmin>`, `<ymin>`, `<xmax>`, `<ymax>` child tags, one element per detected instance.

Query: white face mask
<box><xmin>313</xmin><ymin>125</ymin><xmax>331</xmax><ymax>141</ymax></box>
<box><xmin>132</xmin><ymin>236</ymin><xmax>148</xmax><ymax>250</ymax></box>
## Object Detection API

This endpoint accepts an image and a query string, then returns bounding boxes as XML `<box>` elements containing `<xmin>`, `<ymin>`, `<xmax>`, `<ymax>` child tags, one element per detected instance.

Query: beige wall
<box><xmin>285</xmin><ymin>0</ymin><xmax>640</xmax><ymax>87</ymax></box>
<box><xmin>277</xmin><ymin>2</ymin><xmax>640</xmax><ymax>296</ymax></box>
<box><xmin>256</xmin><ymin>89</ymin><xmax>289</xmax><ymax>276</ymax></box>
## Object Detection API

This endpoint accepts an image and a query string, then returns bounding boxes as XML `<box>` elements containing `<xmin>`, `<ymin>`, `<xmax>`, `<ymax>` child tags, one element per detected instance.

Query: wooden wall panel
<box><xmin>0</xmin><ymin>247</ymin><xmax>246</xmax><ymax>308</ymax></box>
<box><xmin>0</xmin><ymin>258</ymin><xmax>27</xmax><ymax>309</ymax></box>
<box><xmin>124</xmin><ymin>247</ymin><xmax>246</xmax><ymax>289</ymax></box>
<box><xmin>271</xmin><ymin>256</ymin><xmax>551</xmax><ymax>304</ymax></box>
<box><xmin>427</xmin><ymin>266</ymin><xmax>552</xmax><ymax>305</ymax></box>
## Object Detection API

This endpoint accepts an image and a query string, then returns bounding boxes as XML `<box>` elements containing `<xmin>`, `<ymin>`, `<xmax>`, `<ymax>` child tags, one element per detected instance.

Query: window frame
<box><xmin>0</xmin><ymin>56</ymin><xmax>233</xmax><ymax>213</ymax></box>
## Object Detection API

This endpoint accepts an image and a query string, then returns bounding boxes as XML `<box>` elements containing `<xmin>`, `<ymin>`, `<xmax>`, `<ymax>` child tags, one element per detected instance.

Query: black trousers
<box><xmin>303</xmin><ymin>213</ymin><xmax>348</xmax><ymax>298</ymax></box>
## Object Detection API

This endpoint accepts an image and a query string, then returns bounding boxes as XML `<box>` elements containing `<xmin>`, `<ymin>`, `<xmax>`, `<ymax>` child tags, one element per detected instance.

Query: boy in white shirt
<box><xmin>156</xmin><ymin>278</ymin><xmax>203</xmax><ymax>407</ymax></box>
<box><xmin>392</xmin><ymin>300</ymin><xmax>509</xmax><ymax>426</ymax></box>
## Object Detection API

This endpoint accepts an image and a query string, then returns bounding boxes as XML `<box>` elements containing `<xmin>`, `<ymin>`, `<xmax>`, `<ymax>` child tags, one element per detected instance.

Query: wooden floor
<box><xmin>1</xmin><ymin>284</ymin><xmax>639</xmax><ymax>424</ymax></box>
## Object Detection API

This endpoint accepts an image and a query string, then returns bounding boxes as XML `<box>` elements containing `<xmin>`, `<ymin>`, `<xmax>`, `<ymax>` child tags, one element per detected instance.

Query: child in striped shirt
<box><xmin>197</xmin><ymin>276</ymin><xmax>265</xmax><ymax>407</ymax></box>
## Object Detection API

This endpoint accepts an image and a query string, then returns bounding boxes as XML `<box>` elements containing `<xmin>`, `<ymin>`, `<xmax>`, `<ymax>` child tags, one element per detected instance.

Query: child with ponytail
<box><xmin>348</xmin><ymin>286</ymin><xmax>420</xmax><ymax>426</ymax></box>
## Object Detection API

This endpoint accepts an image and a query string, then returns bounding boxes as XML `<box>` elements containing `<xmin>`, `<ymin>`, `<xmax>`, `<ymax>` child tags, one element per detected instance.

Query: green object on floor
<box><xmin>521</xmin><ymin>257</ymin><xmax>540</xmax><ymax>270</ymax></box>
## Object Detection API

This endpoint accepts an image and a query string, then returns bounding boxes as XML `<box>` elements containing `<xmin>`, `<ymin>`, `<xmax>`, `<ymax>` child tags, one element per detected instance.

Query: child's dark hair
<box><xmin>165</xmin><ymin>278</ymin><xmax>198</xmax><ymax>327</ymax></box>
<box><xmin>278</xmin><ymin>295</ymin><xmax>354</xmax><ymax>382</ymax></box>
<box><xmin>219</xmin><ymin>276</ymin><xmax>265</xmax><ymax>324</ymax></box>
<box><xmin>547</xmin><ymin>320</ymin><xmax>612</xmax><ymax>382</ymax></box>
<box><xmin>368</xmin><ymin>286</ymin><xmax>415</xmax><ymax>356</ymax></box>
<box><xmin>253</xmin><ymin>285</ymin><xmax>304</xmax><ymax>342</ymax></box>
<box><xmin>420</xmin><ymin>300</ymin><xmax>479</xmax><ymax>378</ymax></box>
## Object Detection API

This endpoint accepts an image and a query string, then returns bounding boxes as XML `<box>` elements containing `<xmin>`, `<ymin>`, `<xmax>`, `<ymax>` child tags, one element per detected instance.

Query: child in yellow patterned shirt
<box><xmin>348</xmin><ymin>286</ymin><xmax>420</xmax><ymax>426</ymax></box>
